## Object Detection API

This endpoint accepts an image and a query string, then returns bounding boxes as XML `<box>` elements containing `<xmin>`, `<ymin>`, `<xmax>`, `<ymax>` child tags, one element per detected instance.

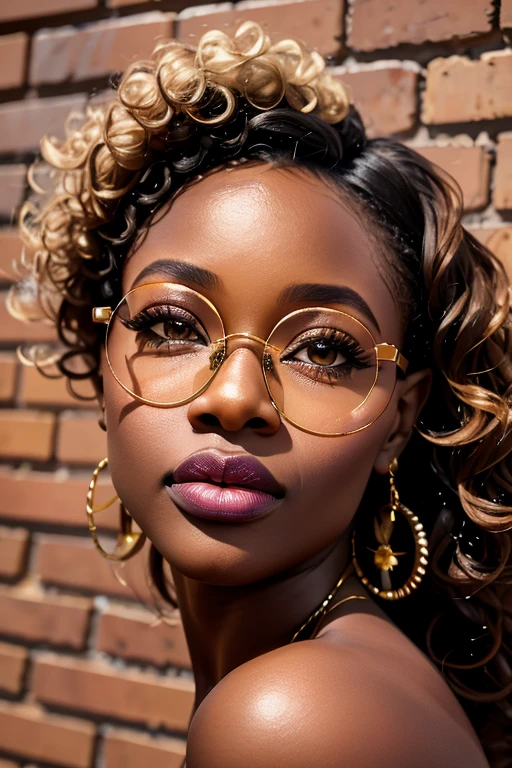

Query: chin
<box><xmin>160</xmin><ymin>537</ymin><xmax>276</xmax><ymax>587</ymax></box>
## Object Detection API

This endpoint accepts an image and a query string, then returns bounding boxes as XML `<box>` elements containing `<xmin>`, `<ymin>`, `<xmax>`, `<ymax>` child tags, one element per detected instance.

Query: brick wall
<box><xmin>0</xmin><ymin>1</ymin><xmax>511</xmax><ymax>766</ymax></box>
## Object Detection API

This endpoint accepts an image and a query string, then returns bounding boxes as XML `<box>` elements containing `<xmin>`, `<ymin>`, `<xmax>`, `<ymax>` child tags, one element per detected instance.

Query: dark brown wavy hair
<box><xmin>7</xmin><ymin>21</ymin><xmax>512</xmax><ymax>765</ymax></box>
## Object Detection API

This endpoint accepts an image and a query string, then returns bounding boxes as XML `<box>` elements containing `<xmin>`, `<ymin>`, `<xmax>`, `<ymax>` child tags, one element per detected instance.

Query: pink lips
<box><xmin>164</xmin><ymin>451</ymin><xmax>284</xmax><ymax>522</ymax></box>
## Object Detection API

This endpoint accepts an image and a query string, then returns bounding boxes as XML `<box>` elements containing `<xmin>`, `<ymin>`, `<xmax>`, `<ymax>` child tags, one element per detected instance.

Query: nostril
<box><xmin>199</xmin><ymin>413</ymin><xmax>222</xmax><ymax>427</ymax></box>
<box><xmin>193</xmin><ymin>412</ymin><xmax>273</xmax><ymax>433</ymax></box>
<box><xmin>246</xmin><ymin>417</ymin><xmax>267</xmax><ymax>429</ymax></box>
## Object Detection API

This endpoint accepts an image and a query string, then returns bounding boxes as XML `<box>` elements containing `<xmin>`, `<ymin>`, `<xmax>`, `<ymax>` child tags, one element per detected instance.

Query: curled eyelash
<box><xmin>281</xmin><ymin>327</ymin><xmax>373</xmax><ymax>384</ymax></box>
<box><xmin>122</xmin><ymin>304</ymin><xmax>204</xmax><ymax>333</ymax></box>
<box><xmin>121</xmin><ymin>304</ymin><xmax>209</xmax><ymax>351</ymax></box>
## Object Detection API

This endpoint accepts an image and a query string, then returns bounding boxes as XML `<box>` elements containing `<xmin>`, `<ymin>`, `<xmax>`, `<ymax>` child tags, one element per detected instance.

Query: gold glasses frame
<box><xmin>93</xmin><ymin>281</ymin><xmax>409</xmax><ymax>437</ymax></box>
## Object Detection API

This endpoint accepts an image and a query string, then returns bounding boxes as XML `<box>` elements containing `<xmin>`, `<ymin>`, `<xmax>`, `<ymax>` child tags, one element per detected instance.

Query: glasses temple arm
<box><xmin>92</xmin><ymin>307</ymin><xmax>112</xmax><ymax>324</ymax></box>
<box><xmin>375</xmin><ymin>343</ymin><xmax>409</xmax><ymax>375</ymax></box>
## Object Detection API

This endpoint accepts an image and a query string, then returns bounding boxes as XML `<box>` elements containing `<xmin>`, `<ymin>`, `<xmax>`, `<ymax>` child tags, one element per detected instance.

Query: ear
<box><xmin>373</xmin><ymin>368</ymin><xmax>432</xmax><ymax>475</ymax></box>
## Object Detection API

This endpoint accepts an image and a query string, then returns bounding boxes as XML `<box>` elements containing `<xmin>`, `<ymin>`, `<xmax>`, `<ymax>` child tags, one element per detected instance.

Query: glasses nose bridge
<box><xmin>223</xmin><ymin>331</ymin><xmax>268</xmax><ymax>352</ymax></box>
<box><xmin>209</xmin><ymin>331</ymin><xmax>275</xmax><ymax>377</ymax></box>
<box><xmin>205</xmin><ymin>332</ymin><xmax>274</xmax><ymax>406</ymax></box>
<box><xmin>220</xmin><ymin>331</ymin><xmax>280</xmax><ymax>366</ymax></box>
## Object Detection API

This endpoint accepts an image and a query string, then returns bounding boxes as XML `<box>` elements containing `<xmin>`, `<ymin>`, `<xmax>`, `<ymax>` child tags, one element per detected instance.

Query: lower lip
<box><xmin>165</xmin><ymin>482</ymin><xmax>281</xmax><ymax>522</ymax></box>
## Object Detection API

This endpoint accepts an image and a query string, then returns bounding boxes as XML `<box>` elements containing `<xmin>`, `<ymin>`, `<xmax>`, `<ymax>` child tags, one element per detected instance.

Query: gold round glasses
<box><xmin>93</xmin><ymin>281</ymin><xmax>408</xmax><ymax>437</ymax></box>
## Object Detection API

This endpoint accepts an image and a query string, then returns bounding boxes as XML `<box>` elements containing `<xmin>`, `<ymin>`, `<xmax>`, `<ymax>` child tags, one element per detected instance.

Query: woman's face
<box><xmin>102</xmin><ymin>163</ymin><xmax>405</xmax><ymax>585</ymax></box>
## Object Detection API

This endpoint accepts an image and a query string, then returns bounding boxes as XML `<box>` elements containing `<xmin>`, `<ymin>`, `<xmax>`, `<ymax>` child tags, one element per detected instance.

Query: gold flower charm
<box><xmin>373</xmin><ymin>544</ymin><xmax>400</xmax><ymax>571</ymax></box>
<box><xmin>371</xmin><ymin>506</ymin><xmax>406</xmax><ymax>573</ymax></box>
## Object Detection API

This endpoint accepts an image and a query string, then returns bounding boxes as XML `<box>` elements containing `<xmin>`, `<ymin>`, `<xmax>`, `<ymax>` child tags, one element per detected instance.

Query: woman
<box><xmin>9</xmin><ymin>22</ymin><xmax>511</xmax><ymax>767</ymax></box>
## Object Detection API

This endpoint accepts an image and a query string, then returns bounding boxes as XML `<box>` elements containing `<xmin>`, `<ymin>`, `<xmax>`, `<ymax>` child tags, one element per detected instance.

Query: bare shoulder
<box><xmin>186</xmin><ymin>614</ymin><xmax>489</xmax><ymax>768</ymax></box>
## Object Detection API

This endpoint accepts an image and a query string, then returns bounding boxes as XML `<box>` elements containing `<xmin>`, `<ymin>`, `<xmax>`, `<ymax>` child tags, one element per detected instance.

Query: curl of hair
<box><xmin>8</xmin><ymin>20</ymin><xmax>512</xmax><ymax>766</ymax></box>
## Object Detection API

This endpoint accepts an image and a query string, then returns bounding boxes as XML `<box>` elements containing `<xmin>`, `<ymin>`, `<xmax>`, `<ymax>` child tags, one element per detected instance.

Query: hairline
<box><xmin>124</xmin><ymin>157</ymin><xmax>415</xmax><ymax>338</ymax></box>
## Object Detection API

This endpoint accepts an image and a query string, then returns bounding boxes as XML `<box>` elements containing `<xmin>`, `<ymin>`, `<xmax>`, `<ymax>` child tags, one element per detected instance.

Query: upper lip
<box><xmin>167</xmin><ymin>450</ymin><xmax>285</xmax><ymax>497</ymax></box>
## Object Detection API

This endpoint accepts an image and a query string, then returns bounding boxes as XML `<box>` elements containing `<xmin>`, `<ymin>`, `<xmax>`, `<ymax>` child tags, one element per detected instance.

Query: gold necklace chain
<box><xmin>290</xmin><ymin>561</ymin><xmax>367</xmax><ymax>643</ymax></box>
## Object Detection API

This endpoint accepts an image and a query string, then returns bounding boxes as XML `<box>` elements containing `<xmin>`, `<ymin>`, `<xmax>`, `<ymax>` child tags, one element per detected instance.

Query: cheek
<box><xmin>102</xmin><ymin>362</ymin><xmax>182</xmax><ymax>495</ymax></box>
<box><xmin>285</xmin><ymin>411</ymin><xmax>393</xmax><ymax>546</ymax></box>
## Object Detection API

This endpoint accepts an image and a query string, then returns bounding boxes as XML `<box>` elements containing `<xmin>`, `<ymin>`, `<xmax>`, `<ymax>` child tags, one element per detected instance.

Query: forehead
<box><xmin>122</xmin><ymin>164</ymin><xmax>400</xmax><ymax>341</ymax></box>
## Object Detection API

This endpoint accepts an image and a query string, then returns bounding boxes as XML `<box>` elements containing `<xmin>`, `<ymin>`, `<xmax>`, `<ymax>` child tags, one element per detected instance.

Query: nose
<box><xmin>187</xmin><ymin>337</ymin><xmax>282</xmax><ymax>436</ymax></box>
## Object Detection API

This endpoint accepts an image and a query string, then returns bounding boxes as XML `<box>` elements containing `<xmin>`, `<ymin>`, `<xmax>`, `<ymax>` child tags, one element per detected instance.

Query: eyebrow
<box><xmin>278</xmin><ymin>283</ymin><xmax>381</xmax><ymax>332</ymax></box>
<box><xmin>130</xmin><ymin>259</ymin><xmax>223</xmax><ymax>292</ymax></box>
<box><xmin>130</xmin><ymin>262</ymin><xmax>380</xmax><ymax>332</ymax></box>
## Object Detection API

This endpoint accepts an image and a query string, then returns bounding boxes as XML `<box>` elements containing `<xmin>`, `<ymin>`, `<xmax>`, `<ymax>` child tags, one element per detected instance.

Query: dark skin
<box><xmin>101</xmin><ymin>164</ymin><xmax>489</xmax><ymax>767</ymax></box>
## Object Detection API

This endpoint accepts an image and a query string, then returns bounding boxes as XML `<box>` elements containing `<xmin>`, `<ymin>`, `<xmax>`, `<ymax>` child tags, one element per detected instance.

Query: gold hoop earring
<box><xmin>86</xmin><ymin>458</ymin><xmax>146</xmax><ymax>561</ymax></box>
<box><xmin>352</xmin><ymin>458</ymin><xmax>429</xmax><ymax>600</ymax></box>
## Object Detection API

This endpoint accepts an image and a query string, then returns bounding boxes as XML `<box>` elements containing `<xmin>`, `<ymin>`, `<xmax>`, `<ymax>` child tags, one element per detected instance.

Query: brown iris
<box><xmin>307</xmin><ymin>341</ymin><xmax>338</xmax><ymax>366</ymax></box>
<box><xmin>161</xmin><ymin>320</ymin><xmax>197</xmax><ymax>340</ymax></box>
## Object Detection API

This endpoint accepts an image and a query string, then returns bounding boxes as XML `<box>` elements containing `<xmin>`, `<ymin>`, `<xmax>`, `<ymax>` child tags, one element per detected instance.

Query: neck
<box><xmin>171</xmin><ymin>533</ymin><xmax>352</xmax><ymax>709</ymax></box>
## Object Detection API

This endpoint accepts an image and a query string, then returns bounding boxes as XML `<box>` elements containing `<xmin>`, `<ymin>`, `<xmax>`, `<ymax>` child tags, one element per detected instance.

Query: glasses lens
<box><xmin>106</xmin><ymin>282</ymin><xmax>225</xmax><ymax>405</ymax></box>
<box><xmin>264</xmin><ymin>308</ymin><xmax>396</xmax><ymax>435</ymax></box>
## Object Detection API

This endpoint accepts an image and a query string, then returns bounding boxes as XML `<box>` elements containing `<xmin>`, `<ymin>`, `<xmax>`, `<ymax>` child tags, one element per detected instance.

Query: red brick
<box><xmin>37</xmin><ymin>534</ymin><xmax>153</xmax><ymax>603</ymax></box>
<box><xmin>0</xmin><ymin>294</ymin><xmax>56</xmax><ymax>343</ymax></box>
<box><xmin>0</xmin><ymin>166</ymin><xmax>26</xmax><ymax>221</ymax></box>
<box><xmin>501</xmin><ymin>0</ymin><xmax>512</xmax><ymax>28</ymax></box>
<box><xmin>30</xmin><ymin>13</ymin><xmax>176</xmax><ymax>87</ymax></box>
<box><xmin>57</xmin><ymin>411</ymin><xmax>108</xmax><ymax>464</ymax></box>
<box><xmin>178</xmin><ymin>0</ymin><xmax>344</xmax><ymax>58</ymax></box>
<box><xmin>494</xmin><ymin>132</ymin><xmax>512</xmax><ymax>209</ymax></box>
<box><xmin>0</xmin><ymin>409</ymin><xmax>55</xmax><ymax>461</ymax></box>
<box><xmin>0</xmin><ymin>94</ymin><xmax>85</xmax><ymax>155</ymax></box>
<box><xmin>414</xmin><ymin>145</ymin><xmax>490</xmax><ymax>211</ymax></box>
<box><xmin>0</xmin><ymin>34</ymin><xmax>27</xmax><ymax>90</ymax></box>
<box><xmin>423</xmin><ymin>51</ymin><xmax>512</xmax><ymax>124</ymax></box>
<box><xmin>0</xmin><ymin>526</ymin><xmax>29</xmax><ymax>580</ymax></box>
<box><xmin>0</xmin><ymin>353</ymin><xmax>17</xmax><ymax>402</ymax></box>
<box><xmin>104</xmin><ymin>728</ymin><xmax>186</xmax><ymax>768</ymax></box>
<box><xmin>466</xmin><ymin>226</ymin><xmax>502</xmax><ymax>245</ymax></box>
<box><xmin>487</xmin><ymin>227</ymin><xmax>512</xmax><ymax>283</ymax></box>
<box><xmin>348</xmin><ymin>0</ymin><xmax>492</xmax><ymax>51</ymax></box>
<box><xmin>0</xmin><ymin>642</ymin><xmax>27</xmax><ymax>695</ymax></box>
<box><xmin>0</xmin><ymin>584</ymin><xmax>91</xmax><ymax>649</ymax></box>
<box><xmin>33</xmin><ymin>654</ymin><xmax>195</xmax><ymax>732</ymax></box>
<box><xmin>0</xmin><ymin>230</ymin><xmax>21</xmax><ymax>282</ymax></box>
<box><xmin>22</xmin><ymin>365</ymin><xmax>97</xmax><ymax>407</ymax></box>
<box><xmin>97</xmin><ymin>604</ymin><xmax>190</xmax><ymax>668</ymax></box>
<box><xmin>0</xmin><ymin>701</ymin><xmax>95</xmax><ymax>768</ymax></box>
<box><xmin>0</xmin><ymin>467</ymin><xmax>119</xmax><ymax>529</ymax></box>
<box><xmin>0</xmin><ymin>0</ymin><xmax>97</xmax><ymax>23</ymax></box>
<box><xmin>335</xmin><ymin>63</ymin><xmax>418</xmax><ymax>137</ymax></box>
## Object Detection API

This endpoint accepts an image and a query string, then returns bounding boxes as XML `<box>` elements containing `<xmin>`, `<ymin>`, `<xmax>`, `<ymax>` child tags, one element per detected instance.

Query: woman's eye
<box><xmin>151</xmin><ymin>319</ymin><xmax>200</xmax><ymax>341</ymax></box>
<box><xmin>123</xmin><ymin>305</ymin><xmax>210</xmax><ymax>347</ymax></box>
<box><xmin>293</xmin><ymin>340</ymin><xmax>347</xmax><ymax>367</ymax></box>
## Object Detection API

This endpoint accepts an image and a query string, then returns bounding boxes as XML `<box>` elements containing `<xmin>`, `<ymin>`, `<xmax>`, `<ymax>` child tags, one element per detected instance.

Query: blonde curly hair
<box><xmin>7</xmin><ymin>20</ymin><xmax>512</xmax><ymax>765</ymax></box>
<box><xmin>12</xmin><ymin>21</ymin><xmax>348</xmax><ymax>294</ymax></box>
